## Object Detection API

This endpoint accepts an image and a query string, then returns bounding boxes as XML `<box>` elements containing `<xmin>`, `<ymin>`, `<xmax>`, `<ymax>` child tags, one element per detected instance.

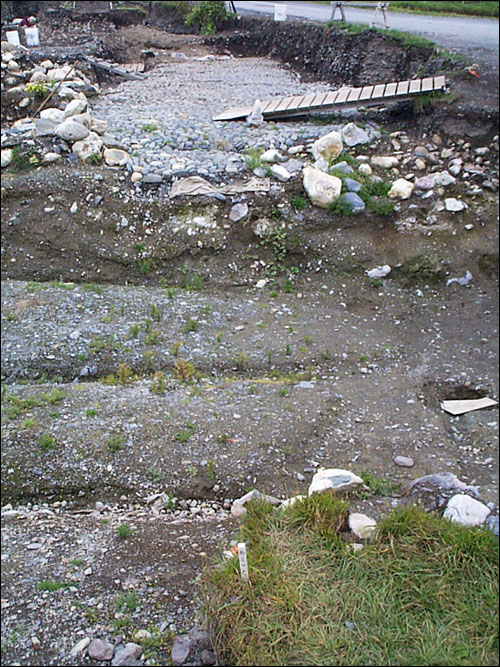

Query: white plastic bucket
<box><xmin>25</xmin><ymin>26</ymin><xmax>40</xmax><ymax>47</ymax></box>
<box><xmin>6</xmin><ymin>30</ymin><xmax>21</xmax><ymax>47</ymax></box>
<box><xmin>274</xmin><ymin>4</ymin><xmax>287</xmax><ymax>21</ymax></box>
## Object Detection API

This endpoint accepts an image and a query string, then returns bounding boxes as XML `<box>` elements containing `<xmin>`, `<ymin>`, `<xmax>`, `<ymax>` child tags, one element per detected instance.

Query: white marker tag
<box><xmin>237</xmin><ymin>542</ymin><xmax>249</xmax><ymax>581</ymax></box>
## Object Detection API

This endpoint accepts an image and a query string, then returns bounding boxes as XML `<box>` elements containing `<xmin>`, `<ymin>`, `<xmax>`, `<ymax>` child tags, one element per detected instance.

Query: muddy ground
<box><xmin>1</xmin><ymin>5</ymin><xmax>499</xmax><ymax>667</ymax></box>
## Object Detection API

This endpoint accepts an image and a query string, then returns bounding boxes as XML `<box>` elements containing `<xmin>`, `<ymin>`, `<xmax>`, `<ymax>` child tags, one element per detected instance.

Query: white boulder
<box><xmin>55</xmin><ymin>118</ymin><xmax>90</xmax><ymax>142</ymax></box>
<box><xmin>40</xmin><ymin>107</ymin><xmax>65</xmax><ymax>124</ymax></box>
<box><xmin>303</xmin><ymin>166</ymin><xmax>342</xmax><ymax>208</ymax></box>
<box><xmin>443</xmin><ymin>494</ymin><xmax>491</xmax><ymax>526</ymax></box>
<box><xmin>312</xmin><ymin>130</ymin><xmax>343</xmax><ymax>162</ymax></box>
<box><xmin>445</xmin><ymin>198</ymin><xmax>467</xmax><ymax>212</ymax></box>
<box><xmin>308</xmin><ymin>469</ymin><xmax>365</xmax><ymax>496</ymax></box>
<box><xmin>434</xmin><ymin>170</ymin><xmax>456</xmax><ymax>187</ymax></box>
<box><xmin>42</xmin><ymin>152</ymin><xmax>62</xmax><ymax>164</ymax></box>
<box><xmin>270</xmin><ymin>164</ymin><xmax>291</xmax><ymax>182</ymax></box>
<box><xmin>342</xmin><ymin>123</ymin><xmax>370</xmax><ymax>146</ymax></box>
<box><xmin>388</xmin><ymin>178</ymin><xmax>414</xmax><ymax>200</ymax></box>
<box><xmin>348</xmin><ymin>513</ymin><xmax>377</xmax><ymax>539</ymax></box>
<box><xmin>366</xmin><ymin>265</ymin><xmax>391</xmax><ymax>279</ymax></box>
<box><xmin>90</xmin><ymin>118</ymin><xmax>108</xmax><ymax>135</ymax></box>
<box><xmin>63</xmin><ymin>98</ymin><xmax>87</xmax><ymax>118</ymax></box>
<box><xmin>72</xmin><ymin>132</ymin><xmax>103</xmax><ymax>162</ymax></box>
<box><xmin>103</xmin><ymin>148</ymin><xmax>130</xmax><ymax>167</ymax></box>
<box><xmin>231</xmin><ymin>489</ymin><xmax>281</xmax><ymax>518</ymax></box>
<box><xmin>358</xmin><ymin>163</ymin><xmax>372</xmax><ymax>176</ymax></box>
<box><xmin>372</xmin><ymin>156</ymin><xmax>399</xmax><ymax>169</ymax></box>
<box><xmin>1</xmin><ymin>149</ymin><xmax>13</xmax><ymax>168</ymax></box>
<box><xmin>261</xmin><ymin>148</ymin><xmax>282</xmax><ymax>163</ymax></box>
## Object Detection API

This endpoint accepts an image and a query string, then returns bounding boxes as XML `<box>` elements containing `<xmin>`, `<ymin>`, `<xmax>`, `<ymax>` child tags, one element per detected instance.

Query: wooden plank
<box><xmin>212</xmin><ymin>106</ymin><xmax>251</xmax><ymax>121</ymax></box>
<box><xmin>384</xmin><ymin>82</ymin><xmax>398</xmax><ymax>97</ymax></box>
<box><xmin>334</xmin><ymin>87</ymin><xmax>351</xmax><ymax>104</ymax></box>
<box><xmin>260</xmin><ymin>100</ymin><xmax>274</xmax><ymax>112</ymax></box>
<box><xmin>434</xmin><ymin>75</ymin><xmax>446</xmax><ymax>90</ymax></box>
<box><xmin>310</xmin><ymin>92</ymin><xmax>329</xmax><ymax>107</ymax></box>
<box><xmin>284</xmin><ymin>95</ymin><xmax>305</xmax><ymax>111</ymax></box>
<box><xmin>359</xmin><ymin>85</ymin><xmax>374</xmax><ymax>100</ymax></box>
<box><xmin>297</xmin><ymin>93</ymin><xmax>317</xmax><ymax>109</ymax></box>
<box><xmin>264</xmin><ymin>97</ymin><xmax>284</xmax><ymax>114</ymax></box>
<box><xmin>396</xmin><ymin>80</ymin><xmax>409</xmax><ymax>95</ymax></box>
<box><xmin>408</xmin><ymin>79</ymin><xmax>421</xmax><ymax>94</ymax></box>
<box><xmin>274</xmin><ymin>96</ymin><xmax>296</xmax><ymax>112</ymax></box>
<box><xmin>421</xmin><ymin>77</ymin><xmax>433</xmax><ymax>91</ymax></box>
<box><xmin>346</xmin><ymin>87</ymin><xmax>362</xmax><ymax>103</ymax></box>
<box><xmin>372</xmin><ymin>83</ymin><xmax>386</xmax><ymax>98</ymax></box>
<box><xmin>323</xmin><ymin>90</ymin><xmax>339</xmax><ymax>105</ymax></box>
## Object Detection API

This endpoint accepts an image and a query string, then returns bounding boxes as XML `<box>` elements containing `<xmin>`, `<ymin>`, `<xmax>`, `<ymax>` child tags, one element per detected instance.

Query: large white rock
<box><xmin>342</xmin><ymin>123</ymin><xmax>370</xmax><ymax>146</ymax></box>
<box><xmin>55</xmin><ymin>118</ymin><xmax>90</xmax><ymax>142</ymax></box>
<box><xmin>358</xmin><ymin>163</ymin><xmax>372</xmax><ymax>176</ymax></box>
<box><xmin>40</xmin><ymin>107</ymin><xmax>65</xmax><ymax>124</ymax></box>
<box><xmin>261</xmin><ymin>148</ymin><xmax>282</xmax><ymax>163</ymax></box>
<box><xmin>312</xmin><ymin>130</ymin><xmax>343</xmax><ymax>162</ymax></box>
<box><xmin>70</xmin><ymin>112</ymin><xmax>92</xmax><ymax>128</ymax></box>
<box><xmin>90</xmin><ymin>117</ymin><xmax>108</xmax><ymax>135</ymax></box>
<box><xmin>270</xmin><ymin>164</ymin><xmax>291</xmax><ymax>182</ymax></box>
<box><xmin>388</xmin><ymin>178</ymin><xmax>414</xmax><ymax>200</ymax></box>
<box><xmin>72</xmin><ymin>132</ymin><xmax>103</xmax><ymax>162</ymax></box>
<box><xmin>434</xmin><ymin>170</ymin><xmax>456</xmax><ymax>187</ymax></box>
<box><xmin>63</xmin><ymin>98</ymin><xmax>87</xmax><ymax>118</ymax></box>
<box><xmin>443</xmin><ymin>494</ymin><xmax>491</xmax><ymax>526</ymax></box>
<box><xmin>445</xmin><ymin>197</ymin><xmax>467</xmax><ymax>212</ymax></box>
<box><xmin>42</xmin><ymin>152</ymin><xmax>62</xmax><ymax>164</ymax></box>
<box><xmin>46</xmin><ymin>65</ymin><xmax>73</xmax><ymax>82</ymax></box>
<box><xmin>348</xmin><ymin>513</ymin><xmax>377</xmax><ymax>539</ymax></box>
<box><xmin>29</xmin><ymin>70</ymin><xmax>47</xmax><ymax>83</ymax></box>
<box><xmin>1</xmin><ymin>149</ymin><xmax>13</xmax><ymax>168</ymax></box>
<box><xmin>103</xmin><ymin>148</ymin><xmax>130</xmax><ymax>167</ymax></box>
<box><xmin>7</xmin><ymin>59</ymin><xmax>20</xmax><ymax>72</ymax></box>
<box><xmin>308</xmin><ymin>469</ymin><xmax>365</xmax><ymax>496</ymax></box>
<box><xmin>303</xmin><ymin>166</ymin><xmax>342</xmax><ymax>208</ymax></box>
<box><xmin>372</xmin><ymin>156</ymin><xmax>399</xmax><ymax>169</ymax></box>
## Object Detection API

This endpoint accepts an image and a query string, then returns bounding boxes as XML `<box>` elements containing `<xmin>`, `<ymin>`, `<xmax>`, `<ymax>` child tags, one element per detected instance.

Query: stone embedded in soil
<box><xmin>55</xmin><ymin>118</ymin><xmax>90</xmax><ymax>142</ymax></box>
<box><xmin>348</xmin><ymin>513</ymin><xmax>377</xmax><ymax>539</ymax></box>
<box><xmin>394</xmin><ymin>456</ymin><xmax>414</xmax><ymax>468</ymax></box>
<box><xmin>311</xmin><ymin>130</ymin><xmax>343</xmax><ymax>162</ymax></box>
<box><xmin>88</xmin><ymin>638</ymin><xmax>114</xmax><ymax>661</ymax></box>
<box><xmin>308</xmin><ymin>469</ymin><xmax>365</xmax><ymax>496</ymax></box>
<box><xmin>171</xmin><ymin>635</ymin><xmax>192</xmax><ymax>665</ymax></box>
<box><xmin>229</xmin><ymin>202</ymin><xmax>248</xmax><ymax>222</ymax></box>
<box><xmin>302</xmin><ymin>166</ymin><xmax>342</xmax><ymax>208</ymax></box>
<box><xmin>340</xmin><ymin>192</ymin><xmax>365</xmax><ymax>213</ymax></box>
<box><xmin>443</xmin><ymin>494</ymin><xmax>491</xmax><ymax>526</ymax></box>
<box><xmin>111</xmin><ymin>642</ymin><xmax>143</xmax><ymax>666</ymax></box>
<box><xmin>388</xmin><ymin>178</ymin><xmax>414</xmax><ymax>200</ymax></box>
<box><xmin>70</xmin><ymin>637</ymin><xmax>91</xmax><ymax>657</ymax></box>
<box><xmin>342</xmin><ymin>122</ymin><xmax>370</xmax><ymax>146</ymax></box>
<box><xmin>445</xmin><ymin>197</ymin><xmax>467</xmax><ymax>212</ymax></box>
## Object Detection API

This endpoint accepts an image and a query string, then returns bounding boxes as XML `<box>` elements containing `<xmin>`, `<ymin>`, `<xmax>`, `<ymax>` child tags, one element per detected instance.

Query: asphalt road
<box><xmin>233</xmin><ymin>1</ymin><xmax>499</xmax><ymax>61</ymax></box>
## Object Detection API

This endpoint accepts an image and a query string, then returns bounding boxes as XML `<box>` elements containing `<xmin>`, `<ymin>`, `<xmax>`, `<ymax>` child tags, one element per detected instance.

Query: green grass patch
<box><xmin>203</xmin><ymin>497</ymin><xmax>498</xmax><ymax>666</ymax></box>
<box><xmin>387</xmin><ymin>1</ymin><xmax>498</xmax><ymax>18</ymax></box>
<box><xmin>36</xmin><ymin>580</ymin><xmax>73</xmax><ymax>592</ymax></box>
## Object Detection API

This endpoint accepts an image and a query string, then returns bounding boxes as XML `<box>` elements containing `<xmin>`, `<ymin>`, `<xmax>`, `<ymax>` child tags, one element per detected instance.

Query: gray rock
<box><xmin>171</xmin><ymin>635</ymin><xmax>191</xmax><ymax>665</ymax></box>
<box><xmin>485</xmin><ymin>515</ymin><xmax>499</xmax><ymax>536</ymax></box>
<box><xmin>229</xmin><ymin>203</ymin><xmax>249</xmax><ymax>222</ymax></box>
<box><xmin>331</xmin><ymin>160</ymin><xmax>354</xmax><ymax>175</ymax></box>
<box><xmin>406</xmin><ymin>472</ymin><xmax>478</xmax><ymax>511</ymax></box>
<box><xmin>55</xmin><ymin>118</ymin><xmax>90</xmax><ymax>142</ymax></box>
<box><xmin>88</xmin><ymin>638</ymin><xmax>114</xmax><ymax>661</ymax></box>
<box><xmin>394</xmin><ymin>456</ymin><xmax>414</xmax><ymax>468</ymax></box>
<box><xmin>111</xmin><ymin>642</ymin><xmax>143</xmax><ymax>666</ymax></box>
<box><xmin>415</xmin><ymin>175</ymin><xmax>435</xmax><ymax>190</ymax></box>
<box><xmin>343</xmin><ymin>177</ymin><xmax>362</xmax><ymax>192</ymax></box>
<box><xmin>342</xmin><ymin>123</ymin><xmax>370</xmax><ymax>146</ymax></box>
<box><xmin>339</xmin><ymin>192</ymin><xmax>365</xmax><ymax>213</ymax></box>
<box><xmin>142</xmin><ymin>173</ymin><xmax>162</xmax><ymax>184</ymax></box>
<box><xmin>308</xmin><ymin>469</ymin><xmax>365</xmax><ymax>496</ymax></box>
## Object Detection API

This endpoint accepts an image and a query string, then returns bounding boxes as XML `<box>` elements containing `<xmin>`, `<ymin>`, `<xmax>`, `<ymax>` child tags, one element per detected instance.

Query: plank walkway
<box><xmin>213</xmin><ymin>75</ymin><xmax>447</xmax><ymax>121</ymax></box>
<box><xmin>85</xmin><ymin>57</ymin><xmax>145</xmax><ymax>80</ymax></box>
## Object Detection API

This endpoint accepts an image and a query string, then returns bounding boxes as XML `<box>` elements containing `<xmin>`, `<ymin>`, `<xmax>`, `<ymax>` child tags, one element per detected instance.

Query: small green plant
<box><xmin>144</xmin><ymin>349</ymin><xmax>155</xmax><ymax>372</ymax></box>
<box><xmin>137</xmin><ymin>259</ymin><xmax>151</xmax><ymax>275</ymax></box>
<box><xmin>26</xmin><ymin>81</ymin><xmax>53</xmax><ymax>97</ymax></box>
<box><xmin>165</xmin><ymin>286</ymin><xmax>177</xmax><ymax>299</ymax></box>
<box><xmin>9</xmin><ymin>145</ymin><xmax>41</xmax><ymax>172</ymax></box>
<box><xmin>115</xmin><ymin>591</ymin><xmax>139</xmax><ymax>612</ymax></box>
<box><xmin>141</xmin><ymin>123</ymin><xmax>159</xmax><ymax>132</ymax></box>
<box><xmin>117</xmin><ymin>524</ymin><xmax>133</xmax><ymax>539</ymax></box>
<box><xmin>38</xmin><ymin>433</ymin><xmax>55</xmax><ymax>451</ymax></box>
<box><xmin>183</xmin><ymin>318</ymin><xmax>200</xmax><ymax>333</ymax></box>
<box><xmin>36</xmin><ymin>580</ymin><xmax>73</xmax><ymax>592</ymax></box>
<box><xmin>358</xmin><ymin>470</ymin><xmax>402</xmax><ymax>498</ymax></box>
<box><xmin>150</xmin><ymin>371</ymin><xmax>167</xmax><ymax>395</ymax></box>
<box><xmin>107</xmin><ymin>435</ymin><xmax>125</xmax><ymax>453</ymax></box>
<box><xmin>144</xmin><ymin>329</ymin><xmax>162</xmax><ymax>345</ymax></box>
<box><xmin>290</xmin><ymin>195</ymin><xmax>307</xmax><ymax>210</ymax></box>
<box><xmin>279</xmin><ymin>387</ymin><xmax>288</xmax><ymax>397</ymax></box>
<box><xmin>112</xmin><ymin>617</ymin><xmax>132</xmax><ymax>635</ymax></box>
<box><xmin>173</xmin><ymin>359</ymin><xmax>200</xmax><ymax>383</ymax></box>
<box><xmin>206</xmin><ymin>458</ymin><xmax>216</xmax><ymax>481</ymax></box>
<box><xmin>359</xmin><ymin>353</ymin><xmax>369</xmax><ymax>363</ymax></box>
<box><xmin>184</xmin><ymin>273</ymin><xmax>204</xmax><ymax>291</ymax></box>
<box><xmin>149</xmin><ymin>304</ymin><xmax>162</xmax><ymax>322</ymax></box>
<box><xmin>171</xmin><ymin>341</ymin><xmax>182</xmax><ymax>357</ymax></box>
<box><xmin>129</xmin><ymin>323</ymin><xmax>141</xmax><ymax>338</ymax></box>
<box><xmin>21</xmin><ymin>418</ymin><xmax>36</xmax><ymax>428</ymax></box>
<box><xmin>244</xmin><ymin>146</ymin><xmax>264</xmax><ymax>171</ymax></box>
<box><xmin>174</xmin><ymin>421</ymin><xmax>196</xmax><ymax>443</ymax></box>
<box><xmin>285</xmin><ymin>343</ymin><xmax>291</xmax><ymax>356</ymax></box>
<box><xmin>68</xmin><ymin>558</ymin><xmax>85</xmax><ymax>567</ymax></box>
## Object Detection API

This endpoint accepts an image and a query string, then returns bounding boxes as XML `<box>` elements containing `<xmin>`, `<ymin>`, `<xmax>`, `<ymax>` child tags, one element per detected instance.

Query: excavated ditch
<box><xmin>1</xmin><ymin>6</ymin><xmax>499</xmax><ymax>666</ymax></box>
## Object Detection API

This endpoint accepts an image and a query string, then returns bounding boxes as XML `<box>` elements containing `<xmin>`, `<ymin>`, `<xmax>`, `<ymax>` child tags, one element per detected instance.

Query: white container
<box><xmin>6</xmin><ymin>30</ymin><xmax>20</xmax><ymax>47</ymax></box>
<box><xmin>25</xmin><ymin>26</ymin><xmax>40</xmax><ymax>47</ymax></box>
<box><xmin>274</xmin><ymin>4</ymin><xmax>287</xmax><ymax>21</ymax></box>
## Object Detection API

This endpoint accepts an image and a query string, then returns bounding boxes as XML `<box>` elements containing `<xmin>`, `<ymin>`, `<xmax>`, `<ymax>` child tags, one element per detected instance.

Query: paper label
<box><xmin>237</xmin><ymin>542</ymin><xmax>249</xmax><ymax>581</ymax></box>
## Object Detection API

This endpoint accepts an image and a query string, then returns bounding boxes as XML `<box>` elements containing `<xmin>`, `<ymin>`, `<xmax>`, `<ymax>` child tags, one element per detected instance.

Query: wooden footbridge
<box><xmin>213</xmin><ymin>75</ymin><xmax>447</xmax><ymax>121</ymax></box>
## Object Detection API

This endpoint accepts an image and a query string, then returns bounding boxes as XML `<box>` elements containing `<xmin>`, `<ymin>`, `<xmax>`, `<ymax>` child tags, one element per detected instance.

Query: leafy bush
<box><xmin>185</xmin><ymin>0</ymin><xmax>228</xmax><ymax>34</ymax></box>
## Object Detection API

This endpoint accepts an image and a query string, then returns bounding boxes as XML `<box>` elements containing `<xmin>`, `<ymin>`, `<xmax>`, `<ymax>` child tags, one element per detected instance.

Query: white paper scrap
<box><xmin>440</xmin><ymin>398</ymin><xmax>498</xmax><ymax>416</ymax></box>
